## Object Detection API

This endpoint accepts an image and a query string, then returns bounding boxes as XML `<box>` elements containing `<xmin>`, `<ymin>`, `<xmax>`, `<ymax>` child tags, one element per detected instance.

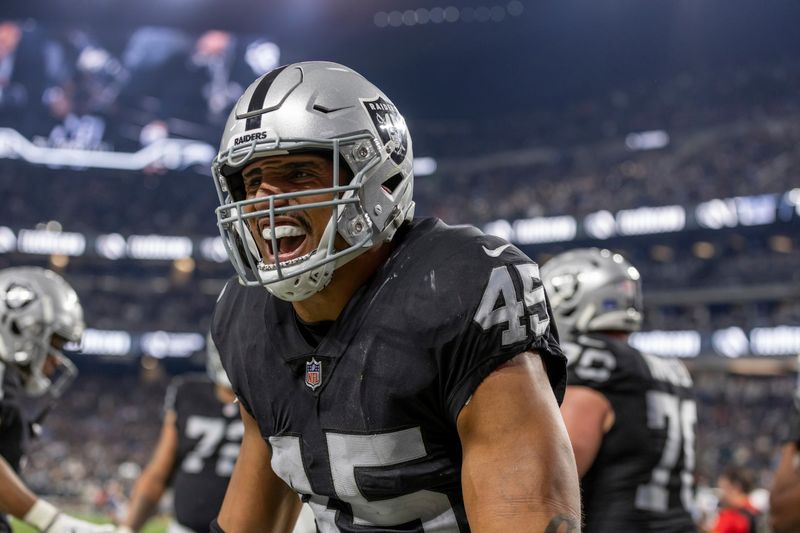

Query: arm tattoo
<box><xmin>544</xmin><ymin>514</ymin><xmax>580</xmax><ymax>533</ymax></box>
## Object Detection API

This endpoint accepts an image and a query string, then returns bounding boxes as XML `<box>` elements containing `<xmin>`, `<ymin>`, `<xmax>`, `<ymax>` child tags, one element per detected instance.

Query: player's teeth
<box><xmin>261</xmin><ymin>225</ymin><xmax>307</xmax><ymax>240</ymax></box>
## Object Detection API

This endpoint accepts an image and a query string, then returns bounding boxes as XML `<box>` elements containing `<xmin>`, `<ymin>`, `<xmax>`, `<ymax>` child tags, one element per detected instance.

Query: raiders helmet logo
<box><xmin>549</xmin><ymin>272</ymin><xmax>579</xmax><ymax>302</ymax></box>
<box><xmin>2</xmin><ymin>283</ymin><xmax>37</xmax><ymax>310</ymax></box>
<box><xmin>363</xmin><ymin>96</ymin><xmax>408</xmax><ymax>165</ymax></box>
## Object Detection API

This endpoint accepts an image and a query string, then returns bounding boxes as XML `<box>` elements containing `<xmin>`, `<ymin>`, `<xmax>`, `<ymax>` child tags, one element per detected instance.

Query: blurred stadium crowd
<box><xmin>3</xmin><ymin>45</ymin><xmax>799</xmax><ymax>336</ymax></box>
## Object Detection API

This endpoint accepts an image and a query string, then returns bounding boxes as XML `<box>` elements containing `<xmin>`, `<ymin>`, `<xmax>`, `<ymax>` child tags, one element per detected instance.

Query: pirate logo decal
<box><xmin>363</xmin><ymin>96</ymin><xmax>409</xmax><ymax>165</ymax></box>
<box><xmin>2</xmin><ymin>283</ymin><xmax>37</xmax><ymax>310</ymax></box>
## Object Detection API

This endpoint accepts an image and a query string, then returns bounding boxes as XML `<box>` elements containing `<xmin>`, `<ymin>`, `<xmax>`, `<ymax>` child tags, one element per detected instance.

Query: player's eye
<box><xmin>290</xmin><ymin>170</ymin><xmax>315</xmax><ymax>182</ymax></box>
<box><xmin>243</xmin><ymin>174</ymin><xmax>262</xmax><ymax>195</ymax></box>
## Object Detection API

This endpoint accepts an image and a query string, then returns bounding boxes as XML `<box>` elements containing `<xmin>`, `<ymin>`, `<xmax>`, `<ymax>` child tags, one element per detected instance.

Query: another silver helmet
<box><xmin>205</xmin><ymin>332</ymin><xmax>232</xmax><ymax>389</ymax></box>
<box><xmin>0</xmin><ymin>267</ymin><xmax>83</xmax><ymax>396</ymax></box>
<box><xmin>211</xmin><ymin>61</ymin><xmax>415</xmax><ymax>301</ymax></box>
<box><xmin>540</xmin><ymin>248</ymin><xmax>643</xmax><ymax>341</ymax></box>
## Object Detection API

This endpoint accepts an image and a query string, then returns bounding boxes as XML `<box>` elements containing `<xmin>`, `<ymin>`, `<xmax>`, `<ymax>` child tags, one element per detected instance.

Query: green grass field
<box><xmin>11</xmin><ymin>516</ymin><xmax>169</xmax><ymax>533</ymax></box>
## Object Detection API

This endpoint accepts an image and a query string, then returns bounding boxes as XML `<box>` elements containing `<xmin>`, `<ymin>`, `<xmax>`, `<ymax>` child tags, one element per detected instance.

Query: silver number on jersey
<box><xmin>270</xmin><ymin>429</ymin><xmax>457</xmax><ymax>531</ymax></box>
<box><xmin>635</xmin><ymin>392</ymin><xmax>697</xmax><ymax>513</ymax></box>
<box><xmin>216</xmin><ymin>420</ymin><xmax>245</xmax><ymax>476</ymax></box>
<box><xmin>474</xmin><ymin>263</ymin><xmax>550</xmax><ymax>345</ymax></box>
<box><xmin>181</xmin><ymin>416</ymin><xmax>243</xmax><ymax>476</ymax></box>
<box><xmin>573</xmin><ymin>348</ymin><xmax>617</xmax><ymax>383</ymax></box>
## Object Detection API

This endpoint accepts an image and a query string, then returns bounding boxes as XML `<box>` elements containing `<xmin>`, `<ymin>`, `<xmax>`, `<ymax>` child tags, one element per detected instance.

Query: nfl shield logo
<box><xmin>305</xmin><ymin>358</ymin><xmax>322</xmax><ymax>390</ymax></box>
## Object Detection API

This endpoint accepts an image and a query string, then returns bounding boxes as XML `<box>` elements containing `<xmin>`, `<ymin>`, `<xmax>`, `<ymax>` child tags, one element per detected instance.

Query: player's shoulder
<box><xmin>566</xmin><ymin>334</ymin><xmax>693</xmax><ymax>392</ymax></box>
<box><xmin>400</xmin><ymin>218</ymin><xmax>533</xmax><ymax>268</ymax></box>
<box><xmin>565</xmin><ymin>334</ymin><xmax>647</xmax><ymax>389</ymax></box>
<box><xmin>165</xmin><ymin>372</ymin><xmax>214</xmax><ymax>410</ymax></box>
<box><xmin>637</xmin><ymin>349</ymin><xmax>694</xmax><ymax>390</ymax></box>
<box><xmin>213</xmin><ymin>276</ymin><xmax>265</xmax><ymax>318</ymax></box>
<box><xmin>390</xmin><ymin>218</ymin><xmax>538</xmax><ymax>302</ymax></box>
<box><xmin>211</xmin><ymin>276</ymin><xmax>270</xmax><ymax>349</ymax></box>
<box><xmin>372</xmin><ymin>219</ymin><xmax>554</xmax><ymax>351</ymax></box>
<box><xmin>0</xmin><ymin>363</ymin><xmax>23</xmax><ymax>405</ymax></box>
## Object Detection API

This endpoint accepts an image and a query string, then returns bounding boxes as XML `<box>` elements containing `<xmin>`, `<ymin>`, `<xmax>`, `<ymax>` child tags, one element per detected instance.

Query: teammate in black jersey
<box><xmin>208</xmin><ymin>61</ymin><xmax>580</xmax><ymax>532</ymax></box>
<box><xmin>541</xmin><ymin>248</ymin><xmax>698</xmax><ymax>533</ymax></box>
<box><xmin>769</xmin><ymin>367</ymin><xmax>800</xmax><ymax>533</ymax></box>
<box><xmin>118</xmin><ymin>335</ymin><xmax>315</xmax><ymax>533</ymax></box>
<box><xmin>0</xmin><ymin>267</ymin><xmax>113</xmax><ymax>533</ymax></box>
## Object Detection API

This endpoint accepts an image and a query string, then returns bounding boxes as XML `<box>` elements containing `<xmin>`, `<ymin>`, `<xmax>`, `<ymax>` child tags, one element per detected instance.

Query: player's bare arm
<box><xmin>0</xmin><ymin>454</ymin><xmax>37</xmax><ymax>519</ymax></box>
<box><xmin>217</xmin><ymin>403</ymin><xmax>301</xmax><ymax>533</ymax></box>
<box><xmin>1</xmin><ymin>454</ymin><xmax>114</xmax><ymax>532</ymax></box>
<box><xmin>560</xmin><ymin>385</ymin><xmax>615</xmax><ymax>477</ymax></box>
<box><xmin>770</xmin><ymin>443</ymin><xmax>800</xmax><ymax>532</ymax></box>
<box><xmin>120</xmin><ymin>410</ymin><xmax>179</xmax><ymax>531</ymax></box>
<box><xmin>457</xmin><ymin>351</ymin><xmax>581</xmax><ymax>532</ymax></box>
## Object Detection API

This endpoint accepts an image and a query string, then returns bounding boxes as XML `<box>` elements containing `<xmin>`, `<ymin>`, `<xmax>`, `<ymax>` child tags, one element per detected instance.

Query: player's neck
<box><xmin>292</xmin><ymin>242</ymin><xmax>395</xmax><ymax>323</ymax></box>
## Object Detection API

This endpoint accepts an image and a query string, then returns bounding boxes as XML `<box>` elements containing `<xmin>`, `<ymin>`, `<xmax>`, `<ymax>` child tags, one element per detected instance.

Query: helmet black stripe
<box><xmin>245</xmin><ymin>66</ymin><xmax>288</xmax><ymax>131</ymax></box>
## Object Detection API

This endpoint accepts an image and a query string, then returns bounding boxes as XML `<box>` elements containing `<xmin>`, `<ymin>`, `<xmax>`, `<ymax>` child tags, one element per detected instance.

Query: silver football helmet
<box><xmin>0</xmin><ymin>267</ymin><xmax>83</xmax><ymax>396</ymax></box>
<box><xmin>540</xmin><ymin>248</ymin><xmax>643</xmax><ymax>341</ymax></box>
<box><xmin>211</xmin><ymin>61</ymin><xmax>415</xmax><ymax>301</ymax></box>
<box><xmin>205</xmin><ymin>332</ymin><xmax>232</xmax><ymax>389</ymax></box>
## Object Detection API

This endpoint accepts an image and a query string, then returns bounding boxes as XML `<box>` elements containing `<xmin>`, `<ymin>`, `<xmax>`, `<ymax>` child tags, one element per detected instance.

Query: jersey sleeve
<box><xmin>787</xmin><ymin>400</ymin><xmax>800</xmax><ymax>445</ymax></box>
<box><xmin>163</xmin><ymin>376</ymin><xmax>183</xmax><ymax>415</ymax></box>
<box><xmin>434</xmin><ymin>238</ymin><xmax>566</xmax><ymax>425</ymax></box>
<box><xmin>565</xmin><ymin>343</ymin><xmax>619</xmax><ymax>392</ymax></box>
<box><xmin>210</xmin><ymin>277</ymin><xmax>257</xmax><ymax>420</ymax></box>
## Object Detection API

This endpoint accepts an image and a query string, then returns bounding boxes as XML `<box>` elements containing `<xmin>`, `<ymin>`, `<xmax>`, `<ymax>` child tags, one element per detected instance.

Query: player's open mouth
<box><xmin>260</xmin><ymin>223</ymin><xmax>309</xmax><ymax>264</ymax></box>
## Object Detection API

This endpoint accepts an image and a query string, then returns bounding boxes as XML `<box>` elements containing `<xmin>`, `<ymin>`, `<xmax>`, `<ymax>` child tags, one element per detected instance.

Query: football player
<box><xmin>0</xmin><ymin>266</ymin><xmax>114</xmax><ymax>533</ymax></box>
<box><xmin>541</xmin><ymin>248</ymin><xmax>698</xmax><ymax>532</ymax></box>
<box><xmin>208</xmin><ymin>61</ymin><xmax>580</xmax><ymax>532</ymax></box>
<box><xmin>116</xmin><ymin>335</ymin><xmax>315</xmax><ymax>533</ymax></box>
<box><xmin>768</xmin><ymin>366</ymin><xmax>800</xmax><ymax>533</ymax></box>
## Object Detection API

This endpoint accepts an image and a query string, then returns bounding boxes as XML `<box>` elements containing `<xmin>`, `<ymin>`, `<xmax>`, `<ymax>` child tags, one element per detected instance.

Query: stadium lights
<box><xmin>0</xmin><ymin>226</ymin><xmax>16</xmax><ymax>253</ymax></box>
<box><xmin>373</xmin><ymin>2</ymin><xmax>523</xmax><ymax>28</ymax></box>
<box><xmin>750</xmin><ymin>326</ymin><xmax>800</xmax><ymax>357</ymax></box>
<box><xmin>413</xmin><ymin>157</ymin><xmax>437</xmax><ymax>176</ymax></box>
<box><xmin>0</xmin><ymin>189</ymin><xmax>796</xmax><ymax>262</ymax></box>
<box><xmin>200</xmin><ymin>237</ymin><xmax>229</xmax><ymax>263</ymax></box>
<box><xmin>696</xmin><ymin>194</ymin><xmax>778</xmax><ymax>229</ymax></box>
<box><xmin>60</xmin><ymin>325</ymin><xmax>800</xmax><ymax>359</ymax></box>
<box><xmin>141</xmin><ymin>331</ymin><xmax>205</xmax><ymax>359</ymax></box>
<box><xmin>95</xmin><ymin>233</ymin><xmax>127</xmax><ymax>260</ymax></box>
<box><xmin>616</xmin><ymin>205</ymin><xmax>686</xmax><ymax>236</ymax></box>
<box><xmin>629</xmin><ymin>330</ymin><xmax>702</xmax><ymax>358</ymax></box>
<box><xmin>512</xmin><ymin>216</ymin><xmax>578</xmax><ymax>244</ymax></box>
<box><xmin>16</xmin><ymin>229</ymin><xmax>86</xmax><ymax>256</ymax></box>
<box><xmin>711</xmin><ymin>327</ymin><xmax>750</xmax><ymax>358</ymax></box>
<box><xmin>624</xmin><ymin>130</ymin><xmax>670</xmax><ymax>151</ymax></box>
<box><xmin>584</xmin><ymin>210</ymin><xmax>616</xmax><ymax>240</ymax></box>
<box><xmin>127</xmin><ymin>235</ymin><xmax>193</xmax><ymax>260</ymax></box>
<box><xmin>65</xmin><ymin>329</ymin><xmax>132</xmax><ymax>357</ymax></box>
<box><xmin>483</xmin><ymin>215</ymin><xmax>577</xmax><ymax>243</ymax></box>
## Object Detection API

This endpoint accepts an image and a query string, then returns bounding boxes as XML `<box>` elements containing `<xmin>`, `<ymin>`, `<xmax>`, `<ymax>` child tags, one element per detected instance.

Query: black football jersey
<box><xmin>0</xmin><ymin>363</ymin><xmax>27</xmax><ymax>533</ymax></box>
<box><xmin>565</xmin><ymin>334</ymin><xmax>697</xmax><ymax>533</ymax></box>
<box><xmin>166</xmin><ymin>374</ymin><xmax>242</xmax><ymax>533</ymax></box>
<box><xmin>212</xmin><ymin>218</ymin><xmax>566</xmax><ymax>532</ymax></box>
<box><xmin>0</xmin><ymin>363</ymin><xmax>27</xmax><ymax>472</ymax></box>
